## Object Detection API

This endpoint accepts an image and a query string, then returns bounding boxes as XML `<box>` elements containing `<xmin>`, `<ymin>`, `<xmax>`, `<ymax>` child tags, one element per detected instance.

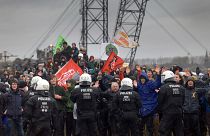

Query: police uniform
<box><xmin>70</xmin><ymin>73</ymin><xmax>99</xmax><ymax>136</ymax></box>
<box><xmin>115</xmin><ymin>78</ymin><xmax>141</xmax><ymax>136</ymax></box>
<box><xmin>24</xmin><ymin>79</ymin><xmax>57</xmax><ymax>136</ymax></box>
<box><xmin>158</xmin><ymin>71</ymin><xmax>185</xmax><ymax>136</ymax></box>
<box><xmin>71</xmin><ymin>86</ymin><xmax>99</xmax><ymax>136</ymax></box>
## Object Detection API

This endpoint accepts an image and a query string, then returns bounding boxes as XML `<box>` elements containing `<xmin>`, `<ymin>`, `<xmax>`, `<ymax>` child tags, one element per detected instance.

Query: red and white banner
<box><xmin>101</xmin><ymin>52</ymin><xmax>124</xmax><ymax>74</ymax></box>
<box><xmin>55</xmin><ymin>59</ymin><xmax>83</xmax><ymax>87</ymax></box>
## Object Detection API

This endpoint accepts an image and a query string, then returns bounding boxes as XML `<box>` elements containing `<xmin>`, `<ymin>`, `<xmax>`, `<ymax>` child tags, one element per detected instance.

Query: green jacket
<box><xmin>63</xmin><ymin>86</ymin><xmax>75</xmax><ymax>112</ymax></box>
<box><xmin>49</xmin><ymin>85</ymin><xmax>66</xmax><ymax>111</ymax></box>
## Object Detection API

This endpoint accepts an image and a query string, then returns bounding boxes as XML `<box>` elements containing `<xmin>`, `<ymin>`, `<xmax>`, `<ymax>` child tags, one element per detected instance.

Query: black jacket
<box><xmin>4</xmin><ymin>90</ymin><xmax>23</xmax><ymax>118</ymax></box>
<box><xmin>158</xmin><ymin>81</ymin><xmax>185</xmax><ymax>114</ymax></box>
<box><xmin>70</xmin><ymin>86</ymin><xmax>100</xmax><ymax>118</ymax></box>
<box><xmin>183</xmin><ymin>88</ymin><xmax>200</xmax><ymax>114</ymax></box>
<box><xmin>0</xmin><ymin>93</ymin><xmax>5</xmax><ymax>118</ymax></box>
<box><xmin>24</xmin><ymin>91</ymin><xmax>57</xmax><ymax>124</ymax></box>
<box><xmin>49</xmin><ymin>85</ymin><xmax>66</xmax><ymax>111</ymax></box>
<box><xmin>115</xmin><ymin>89</ymin><xmax>141</xmax><ymax>118</ymax></box>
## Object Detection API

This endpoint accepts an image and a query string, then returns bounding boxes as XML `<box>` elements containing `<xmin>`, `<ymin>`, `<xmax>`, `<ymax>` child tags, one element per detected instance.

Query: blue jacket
<box><xmin>137</xmin><ymin>72</ymin><xmax>161</xmax><ymax>117</ymax></box>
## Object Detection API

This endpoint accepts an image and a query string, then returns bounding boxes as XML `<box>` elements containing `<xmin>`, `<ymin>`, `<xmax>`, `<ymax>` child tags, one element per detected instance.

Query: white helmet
<box><xmin>78</xmin><ymin>53</ymin><xmax>83</xmax><ymax>58</ymax></box>
<box><xmin>79</xmin><ymin>73</ymin><xmax>92</xmax><ymax>85</ymax></box>
<box><xmin>161</xmin><ymin>70</ymin><xmax>175</xmax><ymax>82</ymax></box>
<box><xmin>35</xmin><ymin>79</ymin><xmax>50</xmax><ymax>91</ymax></box>
<box><xmin>120</xmin><ymin>78</ymin><xmax>133</xmax><ymax>90</ymax></box>
<box><xmin>31</xmin><ymin>76</ymin><xmax>42</xmax><ymax>88</ymax></box>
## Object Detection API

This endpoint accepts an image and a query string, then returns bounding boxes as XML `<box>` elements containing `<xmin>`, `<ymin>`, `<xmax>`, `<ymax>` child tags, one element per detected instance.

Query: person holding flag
<box><xmin>61</xmin><ymin>41</ymin><xmax>72</xmax><ymax>61</ymax></box>
<box><xmin>101</xmin><ymin>52</ymin><xmax>124</xmax><ymax>76</ymax></box>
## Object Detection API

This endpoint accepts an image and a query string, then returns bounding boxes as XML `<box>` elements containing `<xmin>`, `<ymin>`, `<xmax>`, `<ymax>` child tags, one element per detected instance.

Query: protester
<box><xmin>49</xmin><ymin>75</ymin><xmax>66</xmax><ymax>136</ymax></box>
<box><xmin>64</xmin><ymin>79</ymin><xmax>76</xmax><ymax>136</ymax></box>
<box><xmin>61</xmin><ymin>41</ymin><xmax>72</xmax><ymax>61</ymax></box>
<box><xmin>4</xmin><ymin>79</ymin><xmax>24</xmax><ymax>136</ymax></box>
<box><xmin>1</xmin><ymin>43</ymin><xmax>210</xmax><ymax>136</ymax></box>
<box><xmin>134</xmin><ymin>66</ymin><xmax>161</xmax><ymax>136</ymax></box>
<box><xmin>183</xmin><ymin>77</ymin><xmax>201</xmax><ymax>136</ymax></box>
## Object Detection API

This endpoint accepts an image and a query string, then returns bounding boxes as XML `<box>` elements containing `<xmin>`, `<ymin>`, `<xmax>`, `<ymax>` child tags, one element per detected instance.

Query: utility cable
<box><xmin>147</xmin><ymin>11</ymin><xmax>192</xmax><ymax>56</ymax></box>
<box><xmin>154</xmin><ymin>0</ymin><xmax>207</xmax><ymax>51</ymax></box>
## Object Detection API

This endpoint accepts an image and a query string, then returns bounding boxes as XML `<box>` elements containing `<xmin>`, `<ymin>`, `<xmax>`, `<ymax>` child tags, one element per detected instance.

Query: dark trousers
<box><xmin>28</xmin><ymin>122</ymin><xmax>51</xmax><ymax>136</ymax></box>
<box><xmin>54</xmin><ymin>110</ymin><xmax>64</xmax><ymax>136</ymax></box>
<box><xmin>66</xmin><ymin>112</ymin><xmax>75</xmax><ymax>136</ymax></box>
<box><xmin>7</xmin><ymin>117</ymin><xmax>24</xmax><ymax>136</ymax></box>
<box><xmin>98</xmin><ymin>111</ymin><xmax>109</xmax><ymax>136</ymax></box>
<box><xmin>139</xmin><ymin>114</ymin><xmax>154</xmax><ymax>136</ymax></box>
<box><xmin>183</xmin><ymin>113</ymin><xmax>201</xmax><ymax>136</ymax></box>
<box><xmin>108</xmin><ymin>116</ymin><xmax>119</xmax><ymax>136</ymax></box>
<box><xmin>77</xmin><ymin>117</ymin><xmax>98</xmax><ymax>136</ymax></box>
<box><xmin>0</xmin><ymin>116</ymin><xmax>4</xmax><ymax>136</ymax></box>
<box><xmin>159</xmin><ymin>113</ymin><xmax>184</xmax><ymax>136</ymax></box>
<box><xmin>206</xmin><ymin>112</ymin><xmax>210</xmax><ymax>136</ymax></box>
<box><xmin>119</xmin><ymin>113</ymin><xmax>139</xmax><ymax>136</ymax></box>
<box><xmin>0</xmin><ymin>124</ymin><xmax>4</xmax><ymax>136</ymax></box>
<box><xmin>199</xmin><ymin>111</ymin><xmax>207</xmax><ymax>136</ymax></box>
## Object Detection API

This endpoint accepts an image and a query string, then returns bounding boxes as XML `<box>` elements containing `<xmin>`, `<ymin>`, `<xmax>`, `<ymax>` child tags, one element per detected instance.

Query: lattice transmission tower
<box><xmin>81</xmin><ymin>0</ymin><xmax>109</xmax><ymax>51</ymax></box>
<box><xmin>114</xmin><ymin>0</ymin><xmax>148</xmax><ymax>65</ymax></box>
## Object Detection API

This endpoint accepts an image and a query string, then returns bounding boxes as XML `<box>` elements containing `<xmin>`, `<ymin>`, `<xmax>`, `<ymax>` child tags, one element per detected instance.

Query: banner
<box><xmin>55</xmin><ymin>59</ymin><xmax>83</xmax><ymax>87</ymax></box>
<box><xmin>53</xmin><ymin>35</ymin><xmax>65</xmax><ymax>55</ymax></box>
<box><xmin>101</xmin><ymin>52</ymin><xmax>124</xmax><ymax>73</ymax></box>
<box><xmin>100</xmin><ymin>43</ymin><xmax>119</xmax><ymax>60</ymax></box>
<box><xmin>113</xmin><ymin>30</ymin><xmax>139</xmax><ymax>48</ymax></box>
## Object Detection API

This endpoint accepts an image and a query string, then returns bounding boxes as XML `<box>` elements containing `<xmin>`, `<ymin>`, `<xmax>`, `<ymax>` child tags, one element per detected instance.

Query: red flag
<box><xmin>101</xmin><ymin>52</ymin><xmax>124</xmax><ymax>73</ymax></box>
<box><xmin>55</xmin><ymin>59</ymin><xmax>83</xmax><ymax>87</ymax></box>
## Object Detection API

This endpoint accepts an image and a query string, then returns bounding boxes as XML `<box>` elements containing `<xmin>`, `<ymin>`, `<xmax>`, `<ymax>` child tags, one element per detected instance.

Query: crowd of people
<box><xmin>0</xmin><ymin>42</ymin><xmax>210</xmax><ymax>136</ymax></box>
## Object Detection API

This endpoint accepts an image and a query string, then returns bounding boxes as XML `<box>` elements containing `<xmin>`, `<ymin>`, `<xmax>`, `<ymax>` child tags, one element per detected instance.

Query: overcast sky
<box><xmin>0</xmin><ymin>0</ymin><xmax>210</xmax><ymax>60</ymax></box>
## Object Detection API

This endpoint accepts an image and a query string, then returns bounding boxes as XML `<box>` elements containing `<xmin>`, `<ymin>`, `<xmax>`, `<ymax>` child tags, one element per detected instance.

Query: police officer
<box><xmin>158</xmin><ymin>70</ymin><xmax>185</xmax><ymax>136</ymax></box>
<box><xmin>24</xmin><ymin>79</ymin><xmax>57</xmax><ymax>136</ymax></box>
<box><xmin>70</xmin><ymin>73</ymin><xmax>99</xmax><ymax>136</ymax></box>
<box><xmin>22</xmin><ymin>76</ymin><xmax>42</xmax><ymax>132</ymax></box>
<box><xmin>115</xmin><ymin>78</ymin><xmax>141</xmax><ymax>136</ymax></box>
<box><xmin>23</xmin><ymin>76</ymin><xmax>42</xmax><ymax>102</ymax></box>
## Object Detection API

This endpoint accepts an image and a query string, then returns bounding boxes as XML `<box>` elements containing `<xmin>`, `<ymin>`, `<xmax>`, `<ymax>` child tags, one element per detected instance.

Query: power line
<box><xmin>65</xmin><ymin>17</ymin><xmax>82</xmax><ymax>38</ymax></box>
<box><xmin>24</xmin><ymin>29</ymin><xmax>50</xmax><ymax>58</ymax></box>
<box><xmin>36</xmin><ymin>0</ymin><xmax>76</xmax><ymax>49</ymax></box>
<box><xmin>29</xmin><ymin>0</ymin><xmax>77</xmax><ymax>58</ymax></box>
<box><xmin>61</xmin><ymin>0</ymin><xmax>80</xmax><ymax>35</ymax></box>
<box><xmin>147</xmin><ymin>11</ymin><xmax>192</xmax><ymax>56</ymax></box>
<box><xmin>154</xmin><ymin>0</ymin><xmax>207</xmax><ymax>51</ymax></box>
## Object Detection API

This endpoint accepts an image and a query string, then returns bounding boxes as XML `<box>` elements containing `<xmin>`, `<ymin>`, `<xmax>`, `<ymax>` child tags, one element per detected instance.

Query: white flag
<box><xmin>113</xmin><ymin>30</ymin><xmax>139</xmax><ymax>48</ymax></box>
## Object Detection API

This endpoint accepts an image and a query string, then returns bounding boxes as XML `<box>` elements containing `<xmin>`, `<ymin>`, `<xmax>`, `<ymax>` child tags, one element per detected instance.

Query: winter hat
<box><xmin>18</xmin><ymin>80</ymin><xmax>27</xmax><ymax>88</ymax></box>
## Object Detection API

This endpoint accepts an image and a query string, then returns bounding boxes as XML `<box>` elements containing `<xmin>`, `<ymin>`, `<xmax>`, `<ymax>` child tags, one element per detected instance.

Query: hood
<box><xmin>139</xmin><ymin>72</ymin><xmax>149</xmax><ymax>82</ymax></box>
<box><xmin>185</xmin><ymin>76</ymin><xmax>195</xmax><ymax>89</ymax></box>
